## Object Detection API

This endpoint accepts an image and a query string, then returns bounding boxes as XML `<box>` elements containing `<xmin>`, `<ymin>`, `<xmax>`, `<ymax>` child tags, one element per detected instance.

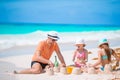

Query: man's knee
<box><xmin>31</xmin><ymin>63</ymin><xmax>43</xmax><ymax>74</ymax></box>
<box><xmin>32</xmin><ymin>69</ymin><xmax>41</xmax><ymax>74</ymax></box>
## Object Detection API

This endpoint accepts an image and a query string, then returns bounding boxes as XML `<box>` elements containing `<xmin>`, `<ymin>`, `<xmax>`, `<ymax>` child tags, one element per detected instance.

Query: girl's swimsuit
<box><xmin>101</xmin><ymin>49</ymin><xmax>112</xmax><ymax>60</ymax></box>
<box><xmin>100</xmin><ymin>49</ymin><xmax>112</xmax><ymax>71</ymax></box>
<box><xmin>74</xmin><ymin>51</ymin><xmax>86</xmax><ymax>67</ymax></box>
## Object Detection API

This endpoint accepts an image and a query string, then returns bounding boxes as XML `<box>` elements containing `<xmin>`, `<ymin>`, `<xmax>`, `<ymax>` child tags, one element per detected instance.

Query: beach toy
<box><xmin>46</xmin><ymin>67</ymin><xmax>54</xmax><ymax>76</ymax></box>
<box><xmin>66</xmin><ymin>66</ymin><xmax>74</xmax><ymax>74</ymax></box>
<box><xmin>60</xmin><ymin>67</ymin><xmax>67</xmax><ymax>74</ymax></box>
<box><xmin>72</xmin><ymin>67</ymin><xmax>81</xmax><ymax>75</ymax></box>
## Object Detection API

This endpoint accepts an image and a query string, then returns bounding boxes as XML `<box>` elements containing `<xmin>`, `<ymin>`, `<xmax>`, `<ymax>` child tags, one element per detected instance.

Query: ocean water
<box><xmin>0</xmin><ymin>24</ymin><xmax>120</xmax><ymax>50</ymax></box>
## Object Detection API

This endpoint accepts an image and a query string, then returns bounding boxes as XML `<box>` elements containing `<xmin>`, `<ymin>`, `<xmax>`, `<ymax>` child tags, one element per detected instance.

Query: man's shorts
<box><xmin>31</xmin><ymin>61</ymin><xmax>48</xmax><ymax>69</ymax></box>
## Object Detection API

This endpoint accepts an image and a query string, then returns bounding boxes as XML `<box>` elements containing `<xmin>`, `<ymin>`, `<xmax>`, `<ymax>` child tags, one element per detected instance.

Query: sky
<box><xmin>0</xmin><ymin>0</ymin><xmax>120</xmax><ymax>25</ymax></box>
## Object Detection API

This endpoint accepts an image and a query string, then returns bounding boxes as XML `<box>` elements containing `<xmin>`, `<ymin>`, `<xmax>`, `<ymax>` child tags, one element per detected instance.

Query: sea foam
<box><xmin>0</xmin><ymin>30</ymin><xmax>120</xmax><ymax>50</ymax></box>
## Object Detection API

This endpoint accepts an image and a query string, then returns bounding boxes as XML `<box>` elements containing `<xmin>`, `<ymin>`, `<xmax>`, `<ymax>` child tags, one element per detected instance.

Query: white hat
<box><xmin>98</xmin><ymin>38</ymin><xmax>108</xmax><ymax>46</ymax></box>
<box><xmin>75</xmin><ymin>39</ymin><xmax>85</xmax><ymax>45</ymax></box>
<box><xmin>47</xmin><ymin>31</ymin><xmax>59</xmax><ymax>40</ymax></box>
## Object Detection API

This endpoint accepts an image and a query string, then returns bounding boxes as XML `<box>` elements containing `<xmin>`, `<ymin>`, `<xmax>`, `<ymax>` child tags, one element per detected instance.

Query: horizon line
<box><xmin>0</xmin><ymin>22</ymin><xmax>120</xmax><ymax>26</ymax></box>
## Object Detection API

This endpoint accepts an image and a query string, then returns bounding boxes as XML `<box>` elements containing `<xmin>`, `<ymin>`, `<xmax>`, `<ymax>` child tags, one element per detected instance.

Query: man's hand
<box><xmin>48</xmin><ymin>60</ymin><xmax>54</xmax><ymax>67</ymax></box>
<box><xmin>60</xmin><ymin>63</ymin><xmax>66</xmax><ymax>67</ymax></box>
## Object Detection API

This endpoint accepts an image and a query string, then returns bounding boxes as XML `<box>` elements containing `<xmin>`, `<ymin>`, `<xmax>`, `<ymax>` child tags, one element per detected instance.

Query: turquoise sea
<box><xmin>0</xmin><ymin>24</ymin><xmax>120</xmax><ymax>50</ymax></box>
<box><xmin>0</xmin><ymin>24</ymin><xmax>120</xmax><ymax>34</ymax></box>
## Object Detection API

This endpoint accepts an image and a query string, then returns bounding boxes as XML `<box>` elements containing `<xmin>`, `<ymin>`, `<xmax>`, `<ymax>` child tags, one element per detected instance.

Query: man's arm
<box><xmin>55</xmin><ymin>49</ymin><xmax>66</xmax><ymax>67</ymax></box>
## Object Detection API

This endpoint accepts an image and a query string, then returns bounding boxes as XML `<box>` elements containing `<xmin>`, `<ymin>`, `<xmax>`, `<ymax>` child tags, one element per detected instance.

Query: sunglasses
<box><xmin>52</xmin><ymin>39</ymin><xmax>57</xmax><ymax>41</ymax></box>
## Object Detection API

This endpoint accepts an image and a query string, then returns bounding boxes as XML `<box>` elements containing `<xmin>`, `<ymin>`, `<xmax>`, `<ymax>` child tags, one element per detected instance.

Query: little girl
<box><xmin>91</xmin><ymin>38</ymin><xmax>119</xmax><ymax>72</ymax></box>
<box><xmin>72</xmin><ymin>39</ymin><xmax>88</xmax><ymax>67</ymax></box>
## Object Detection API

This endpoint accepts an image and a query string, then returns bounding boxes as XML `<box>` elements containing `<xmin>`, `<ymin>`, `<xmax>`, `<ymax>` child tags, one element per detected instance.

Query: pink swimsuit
<box><xmin>74</xmin><ymin>51</ymin><xmax>86</xmax><ymax>67</ymax></box>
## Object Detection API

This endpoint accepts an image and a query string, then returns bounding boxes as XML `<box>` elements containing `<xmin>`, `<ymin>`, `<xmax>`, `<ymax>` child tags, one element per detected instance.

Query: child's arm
<box><xmin>72</xmin><ymin>51</ymin><xmax>77</xmax><ymax>62</ymax></box>
<box><xmin>84</xmin><ymin>49</ymin><xmax>88</xmax><ymax>62</ymax></box>
<box><xmin>92</xmin><ymin>50</ymin><xmax>102</xmax><ymax>67</ymax></box>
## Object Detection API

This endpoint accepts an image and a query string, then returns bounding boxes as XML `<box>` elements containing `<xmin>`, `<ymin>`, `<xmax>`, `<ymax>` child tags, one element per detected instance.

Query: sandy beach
<box><xmin>0</xmin><ymin>39</ymin><xmax>120</xmax><ymax>80</ymax></box>
<box><xmin>0</xmin><ymin>0</ymin><xmax>120</xmax><ymax>79</ymax></box>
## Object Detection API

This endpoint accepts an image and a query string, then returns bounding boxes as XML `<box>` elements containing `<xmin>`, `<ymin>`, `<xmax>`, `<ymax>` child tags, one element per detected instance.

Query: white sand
<box><xmin>0</xmin><ymin>42</ymin><xmax>120</xmax><ymax>80</ymax></box>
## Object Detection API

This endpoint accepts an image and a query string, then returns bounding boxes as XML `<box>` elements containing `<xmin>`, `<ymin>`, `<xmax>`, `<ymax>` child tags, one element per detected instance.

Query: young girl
<box><xmin>72</xmin><ymin>39</ymin><xmax>88</xmax><ymax>67</ymax></box>
<box><xmin>91</xmin><ymin>38</ymin><xmax>119</xmax><ymax>71</ymax></box>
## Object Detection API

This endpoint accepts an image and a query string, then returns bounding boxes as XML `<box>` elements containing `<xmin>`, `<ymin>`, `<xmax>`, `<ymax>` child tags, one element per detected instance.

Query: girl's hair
<box><xmin>100</xmin><ymin>43</ymin><xmax>111</xmax><ymax>62</ymax></box>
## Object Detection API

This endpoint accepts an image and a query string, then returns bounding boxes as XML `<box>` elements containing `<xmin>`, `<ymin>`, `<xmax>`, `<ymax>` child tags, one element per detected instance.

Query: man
<box><xmin>14</xmin><ymin>31</ymin><xmax>66</xmax><ymax>74</ymax></box>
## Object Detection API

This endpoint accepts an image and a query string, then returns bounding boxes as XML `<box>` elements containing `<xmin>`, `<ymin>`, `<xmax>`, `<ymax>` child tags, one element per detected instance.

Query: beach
<box><xmin>0</xmin><ymin>38</ymin><xmax>120</xmax><ymax>80</ymax></box>
<box><xmin>0</xmin><ymin>24</ymin><xmax>120</xmax><ymax>80</ymax></box>
<box><xmin>0</xmin><ymin>0</ymin><xmax>120</xmax><ymax>79</ymax></box>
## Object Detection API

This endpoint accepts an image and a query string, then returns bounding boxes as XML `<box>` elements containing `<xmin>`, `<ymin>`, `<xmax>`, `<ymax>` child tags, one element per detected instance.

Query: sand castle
<box><xmin>45</xmin><ymin>67</ymin><xmax>54</xmax><ymax>76</ymax></box>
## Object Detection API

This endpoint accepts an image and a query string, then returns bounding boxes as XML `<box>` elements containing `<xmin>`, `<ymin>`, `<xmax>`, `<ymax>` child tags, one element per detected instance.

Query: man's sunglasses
<box><xmin>52</xmin><ymin>39</ymin><xmax>57</xmax><ymax>41</ymax></box>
